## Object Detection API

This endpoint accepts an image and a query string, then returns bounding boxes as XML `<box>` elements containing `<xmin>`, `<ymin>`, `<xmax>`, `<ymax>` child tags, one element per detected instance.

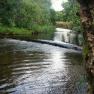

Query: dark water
<box><xmin>0</xmin><ymin>39</ymin><xmax>87</xmax><ymax>94</ymax></box>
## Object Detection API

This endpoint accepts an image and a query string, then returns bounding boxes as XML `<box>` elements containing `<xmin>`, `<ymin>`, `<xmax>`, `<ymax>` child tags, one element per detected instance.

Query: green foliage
<box><xmin>55</xmin><ymin>11</ymin><xmax>64</xmax><ymax>21</ymax></box>
<box><xmin>0</xmin><ymin>0</ymin><xmax>22</xmax><ymax>26</ymax></box>
<box><xmin>50</xmin><ymin>9</ymin><xmax>56</xmax><ymax>25</ymax></box>
<box><xmin>55</xmin><ymin>0</ymin><xmax>82</xmax><ymax>32</ymax></box>
<box><xmin>0</xmin><ymin>0</ymin><xmax>55</xmax><ymax>33</ymax></box>
<box><xmin>0</xmin><ymin>25</ymin><xmax>32</xmax><ymax>35</ymax></box>
<box><xmin>83</xmin><ymin>44</ymin><xmax>89</xmax><ymax>58</ymax></box>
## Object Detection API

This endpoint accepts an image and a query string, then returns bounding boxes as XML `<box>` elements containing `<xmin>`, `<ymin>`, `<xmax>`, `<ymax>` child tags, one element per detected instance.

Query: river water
<box><xmin>0</xmin><ymin>38</ymin><xmax>87</xmax><ymax>94</ymax></box>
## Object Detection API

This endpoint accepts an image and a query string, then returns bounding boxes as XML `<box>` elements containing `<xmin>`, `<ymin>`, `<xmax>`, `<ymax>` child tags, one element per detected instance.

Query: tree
<box><xmin>77</xmin><ymin>0</ymin><xmax>94</xmax><ymax>93</ymax></box>
<box><xmin>62</xmin><ymin>0</ymin><xmax>82</xmax><ymax>31</ymax></box>
<box><xmin>0</xmin><ymin>0</ymin><xmax>54</xmax><ymax>32</ymax></box>
<box><xmin>0</xmin><ymin>0</ymin><xmax>22</xmax><ymax>26</ymax></box>
<box><xmin>55</xmin><ymin>0</ymin><xmax>83</xmax><ymax>32</ymax></box>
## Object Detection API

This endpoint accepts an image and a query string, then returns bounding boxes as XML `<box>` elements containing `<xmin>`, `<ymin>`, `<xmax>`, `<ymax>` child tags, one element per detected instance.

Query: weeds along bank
<box><xmin>0</xmin><ymin>0</ymin><xmax>55</xmax><ymax>37</ymax></box>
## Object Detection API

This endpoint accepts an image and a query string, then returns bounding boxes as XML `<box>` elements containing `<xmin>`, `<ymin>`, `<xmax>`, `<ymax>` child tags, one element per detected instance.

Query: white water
<box><xmin>54</xmin><ymin>28</ymin><xmax>72</xmax><ymax>43</ymax></box>
<box><xmin>54</xmin><ymin>28</ymin><xmax>83</xmax><ymax>46</ymax></box>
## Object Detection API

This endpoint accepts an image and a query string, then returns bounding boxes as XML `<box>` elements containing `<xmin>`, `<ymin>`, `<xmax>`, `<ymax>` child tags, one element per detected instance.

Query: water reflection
<box><xmin>0</xmin><ymin>39</ymin><xmax>87</xmax><ymax>94</ymax></box>
<box><xmin>50</xmin><ymin>50</ymin><xmax>66</xmax><ymax>72</ymax></box>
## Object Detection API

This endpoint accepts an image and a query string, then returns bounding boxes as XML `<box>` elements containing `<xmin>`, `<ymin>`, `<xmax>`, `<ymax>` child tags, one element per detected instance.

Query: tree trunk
<box><xmin>77</xmin><ymin>0</ymin><xmax>94</xmax><ymax>94</ymax></box>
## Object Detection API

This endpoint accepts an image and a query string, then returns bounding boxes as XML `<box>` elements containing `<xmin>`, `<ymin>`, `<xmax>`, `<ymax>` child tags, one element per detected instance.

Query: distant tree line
<box><xmin>0</xmin><ymin>0</ymin><xmax>55</xmax><ymax>32</ymax></box>
<box><xmin>55</xmin><ymin>0</ymin><xmax>83</xmax><ymax>32</ymax></box>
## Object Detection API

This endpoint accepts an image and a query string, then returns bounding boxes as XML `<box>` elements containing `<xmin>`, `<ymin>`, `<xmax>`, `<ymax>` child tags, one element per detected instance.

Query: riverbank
<box><xmin>0</xmin><ymin>25</ymin><xmax>55</xmax><ymax>38</ymax></box>
<box><xmin>0</xmin><ymin>36</ymin><xmax>83</xmax><ymax>52</ymax></box>
<box><xmin>0</xmin><ymin>26</ymin><xmax>32</xmax><ymax>38</ymax></box>
<box><xmin>0</xmin><ymin>26</ymin><xmax>82</xmax><ymax>51</ymax></box>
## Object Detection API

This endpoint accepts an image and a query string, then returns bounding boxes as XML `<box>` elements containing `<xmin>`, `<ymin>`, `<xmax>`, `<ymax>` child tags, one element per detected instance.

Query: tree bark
<box><xmin>77</xmin><ymin>0</ymin><xmax>94</xmax><ymax>94</ymax></box>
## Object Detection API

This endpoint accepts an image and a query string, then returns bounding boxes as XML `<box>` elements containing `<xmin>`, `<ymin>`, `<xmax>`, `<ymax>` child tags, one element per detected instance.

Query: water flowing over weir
<box><xmin>33</xmin><ymin>28</ymin><xmax>82</xmax><ymax>51</ymax></box>
<box><xmin>54</xmin><ymin>28</ymin><xmax>83</xmax><ymax>45</ymax></box>
<box><xmin>54</xmin><ymin>28</ymin><xmax>71</xmax><ymax>43</ymax></box>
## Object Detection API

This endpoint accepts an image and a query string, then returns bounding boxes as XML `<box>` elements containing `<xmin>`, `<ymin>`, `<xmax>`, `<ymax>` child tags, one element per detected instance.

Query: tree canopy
<box><xmin>55</xmin><ymin>0</ymin><xmax>82</xmax><ymax>32</ymax></box>
<box><xmin>0</xmin><ymin>0</ymin><xmax>55</xmax><ymax>32</ymax></box>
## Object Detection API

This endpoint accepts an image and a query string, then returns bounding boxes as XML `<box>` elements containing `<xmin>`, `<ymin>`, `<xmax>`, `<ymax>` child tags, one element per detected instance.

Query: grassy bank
<box><xmin>0</xmin><ymin>26</ymin><xmax>32</xmax><ymax>36</ymax></box>
<box><xmin>0</xmin><ymin>25</ymin><xmax>55</xmax><ymax>40</ymax></box>
<box><xmin>0</xmin><ymin>25</ymin><xmax>54</xmax><ymax>37</ymax></box>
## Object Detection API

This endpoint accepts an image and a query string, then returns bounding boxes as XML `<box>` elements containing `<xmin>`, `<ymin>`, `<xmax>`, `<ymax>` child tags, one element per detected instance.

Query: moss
<box><xmin>0</xmin><ymin>25</ymin><xmax>55</xmax><ymax>36</ymax></box>
<box><xmin>83</xmin><ymin>44</ymin><xmax>89</xmax><ymax>58</ymax></box>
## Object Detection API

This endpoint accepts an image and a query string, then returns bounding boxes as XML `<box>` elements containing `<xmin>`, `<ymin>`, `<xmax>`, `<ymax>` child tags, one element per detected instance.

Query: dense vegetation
<box><xmin>55</xmin><ymin>0</ymin><xmax>83</xmax><ymax>32</ymax></box>
<box><xmin>0</xmin><ymin>0</ymin><xmax>55</xmax><ymax>36</ymax></box>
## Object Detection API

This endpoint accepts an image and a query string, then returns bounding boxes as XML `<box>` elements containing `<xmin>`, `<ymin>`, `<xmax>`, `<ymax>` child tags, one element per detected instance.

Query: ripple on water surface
<box><xmin>0</xmin><ymin>39</ymin><xmax>87</xmax><ymax>94</ymax></box>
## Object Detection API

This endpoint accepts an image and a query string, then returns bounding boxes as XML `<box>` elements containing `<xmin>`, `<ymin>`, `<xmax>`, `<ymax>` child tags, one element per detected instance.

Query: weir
<box><xmin>54</xmin><ymin>28</ymin><xmax>71</xmax><ymax>42</ymax></box>
<box><xmin>33</xmin><ymin>28</ymin><xmax>82</xmax><ymax>51</ymax></box>
<box><xmin>54</xmin><ymin>28</ymin><xmax>83</xmax><ymax>45</ymax></box>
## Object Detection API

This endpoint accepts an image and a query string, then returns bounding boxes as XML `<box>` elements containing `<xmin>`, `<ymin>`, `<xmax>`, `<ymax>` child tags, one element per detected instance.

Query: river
<box><xmin>0</xmin><ymin>28</ymin><xmax>87</xmax><ymax>94</ymax></box>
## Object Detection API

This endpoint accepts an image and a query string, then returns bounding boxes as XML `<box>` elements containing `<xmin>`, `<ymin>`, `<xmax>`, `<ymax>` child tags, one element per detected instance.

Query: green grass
<box><xmin>0</xmin><ymin>26</ymin><xmax>32</xmax><ymax>35</ymax></box>
<box><xmin>0</xmin><ymin>25</ymin><xmax>54</xmax><ymax>34</ymax></box>
<box><xmin>0</xmin><ymin>25</ymin><xmax>55</xmax><ymax>39</ymax></box>
<box><xmin>0</xmin><ymin>26</ymin><xmax>34</xmax><ymax>39</ymax></box>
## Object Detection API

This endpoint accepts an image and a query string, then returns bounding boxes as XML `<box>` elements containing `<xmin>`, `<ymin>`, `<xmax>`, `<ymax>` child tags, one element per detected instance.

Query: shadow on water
<box><xmin>65</xmin><ymin>52</ymin><xmax>83</xmax><ymax>65</ymax></box>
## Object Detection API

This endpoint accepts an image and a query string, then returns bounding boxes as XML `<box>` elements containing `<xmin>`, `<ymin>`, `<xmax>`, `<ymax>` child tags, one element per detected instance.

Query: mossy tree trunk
<box><xmin>77</xmin><ymin>0</ymin><xmax>94</xmax><ymax>94</ymax></box>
